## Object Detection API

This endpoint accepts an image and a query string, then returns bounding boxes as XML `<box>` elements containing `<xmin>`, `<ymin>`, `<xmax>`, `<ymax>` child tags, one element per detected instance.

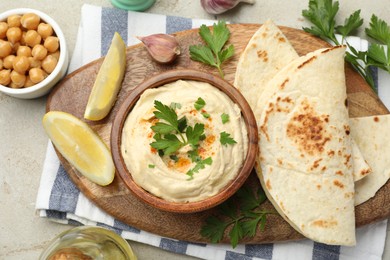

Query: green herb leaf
<box><xmin>189</xmin><ymin>21</ymin><xmax>234</xmax><ymax>78</ymax></box>
<box><xmin>148</xmin><ymin>164</ymin><xmax>155</xmax><ymax>168</ymax></box>
<box><xmin>151</xmin><ymin>122</ymin><xmax>177</xmax><ymax>134</ymax></box>
<box><xmin>186</xmin><ymin>123</ymin><xmax>205</xmax><ymax>147</ymax></box>
<box><xmin>186</xmin><ymin>157</ymin><xmax>212</xmax><ymax>180</ymax></box>
<box><xmin>336</xmin><ymin>10</ymin><xmax>363</xmax><ymax>39</ymax></box>
<box><xmin>194</xmin><ymin>97</ymin><xmax>206</xmax><ymax>110</ymax></box>
<box><xmin>150</xmin><ymin>133</ymin><xmax>183</xmax><ymax>156</ymax></box>
<box><xmin>153</xmin><ymin>100</ymin><xmax>178</xmax><ymax>129</ymax></box>
<box><xmin>200</xmin><ymin>216</ymin><xmax>230</xmax><ymax>243</ymax></box>
<box><xmin>220</xmin><ymin>131</ymin><xmax>237</xmax><ymax>146</ymax></box>
<box><xmin>170</xmin><ymin>102</ymin><xmax>182</xmax><ymax>110</ymax></box>
<box><xmin>202</xmin><ymin>112</ymin><xmax>210</xmax><ymax>118</ymax></box>
<box><xmin>200</xmin><ymin>185</ymin><xmax>274</xmax><ymax>248</ymax></box>
<box><xmin>301</xmin><ymin>0</ymin><xmax>390</xmax><ymax>90</ymax></box>
<box><xmin>221</xmin><ymin>113</ymin><xmax>230</xmax><ymax>124</ymax></box>
<box><xmin>365</xmin><ymin>14</ymin><xmax>390</xmax><ymax>45</ymax></box>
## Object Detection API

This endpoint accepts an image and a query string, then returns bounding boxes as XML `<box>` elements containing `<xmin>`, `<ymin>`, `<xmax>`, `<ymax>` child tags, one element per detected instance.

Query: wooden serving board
<box><xmin>47</xmin><ymin>24</ymin><xmax>390</xmax><ymax>244</ymax></box>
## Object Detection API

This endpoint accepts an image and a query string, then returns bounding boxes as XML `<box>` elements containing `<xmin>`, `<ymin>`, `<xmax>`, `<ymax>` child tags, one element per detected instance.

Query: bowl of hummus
<box><xmin>111</xmin><ymin>69</ymin><xmax>258</xmax><ymax>213</ymax></box>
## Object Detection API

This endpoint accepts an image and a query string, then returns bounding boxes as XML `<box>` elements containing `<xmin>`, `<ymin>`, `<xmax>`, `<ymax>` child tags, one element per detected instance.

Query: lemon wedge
<box><xmin>84</xmin><ymin>32</ymin><xmax>126</xmax><ymax>121</ymax></box>
<box><xmin>43</xmin><ymin>111</ymin><xmax>115</xmax><ymax>186</ymax></box>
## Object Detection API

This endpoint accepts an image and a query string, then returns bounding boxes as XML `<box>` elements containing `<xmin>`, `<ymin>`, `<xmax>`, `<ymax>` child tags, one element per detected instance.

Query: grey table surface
<box><xmin>1</xmin><ymin>0</ymin><xmax>389</xmax><ymax>259</ymax></box>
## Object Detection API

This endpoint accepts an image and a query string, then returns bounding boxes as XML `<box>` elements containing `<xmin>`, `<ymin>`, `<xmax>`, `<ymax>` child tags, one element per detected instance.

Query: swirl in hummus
<box><xmin>121</xmin><ymin>80</ymin><xmax>248</xmax><ymax>202</ymax></box>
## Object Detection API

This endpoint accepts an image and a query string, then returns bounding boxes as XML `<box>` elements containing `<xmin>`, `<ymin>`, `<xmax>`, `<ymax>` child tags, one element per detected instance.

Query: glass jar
<box><xmin>110</xmin><ymin>0</ymin><xmax>156</xmax><ymax>11</ymax></box>
<box><xmin>39</xmin><ymin>226</ymin><xmax>137</xmax><ymax>260</ymax></box>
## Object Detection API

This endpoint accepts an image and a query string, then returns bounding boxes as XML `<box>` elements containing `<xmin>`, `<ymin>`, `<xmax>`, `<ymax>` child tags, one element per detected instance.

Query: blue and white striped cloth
<box><xmin>36</xmin><ymin>4</ymin><xmax>389</xmax><ymax>260</ymax></box>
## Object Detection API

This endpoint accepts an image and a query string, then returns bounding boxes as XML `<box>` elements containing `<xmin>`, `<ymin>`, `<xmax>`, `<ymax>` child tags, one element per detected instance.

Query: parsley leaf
<box><xmin>186</xmin><ymin>123</ymin><xmax>205</xmax><ymax>147</ymax></box>
<box><xmin>153</xmin><ymin>101</ymin><xmax>178</xmax><ymax>130</ymax></box>
<box><xmin>189</xmin><ymin>21</ymin><xmax>234</xmax><ymax>78</ymax></box>
<box><xmin>220</xmin><ymin>131</ymin><xmax>237</xmax><ymax>146</ymax></box>
<box><xmin>221</xmin><ymin>113</ymin><xmax>230</xmax><ymax>124</ymax></box>
<box><xmin>200</xmin><ymin>185</ymin><xmax>274</xmax><ymax>248</ymax></box>
<box><xmin>194</xmin><ymin>97</ymin><xmax>206</xmax><ymax>110</ymax></box>
<box><xmin>186</xmin><ymin>157</ymin><xmax>212</xmax><ymax>180</ymax></box>
<box><xmin>302</xmin><ymin>0</ymin><xmax>390</xmax><ymax>90</ymax></box>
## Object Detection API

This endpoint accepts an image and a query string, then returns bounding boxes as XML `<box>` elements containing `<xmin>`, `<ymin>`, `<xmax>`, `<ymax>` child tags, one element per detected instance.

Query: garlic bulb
<box><xmin>201</xmin><ymin>0</ymin><xmax>255</xmax><ymax>14</ymax></box>
<box><xmin>137</xmin><ymin>34</ymin><xmax>180</xmax><ymax>64</ymax></box>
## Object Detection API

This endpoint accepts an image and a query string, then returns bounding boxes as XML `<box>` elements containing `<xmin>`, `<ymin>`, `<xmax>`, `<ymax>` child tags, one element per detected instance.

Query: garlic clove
<box><xmin>200</xmin><ymin>0</ymin><xmax>255</xmax><ymax>15</ymax></box>
<box><xmin>137</xmin><ymin>34</ymin><xmax>181</xmax><ymax>64</ymax></box>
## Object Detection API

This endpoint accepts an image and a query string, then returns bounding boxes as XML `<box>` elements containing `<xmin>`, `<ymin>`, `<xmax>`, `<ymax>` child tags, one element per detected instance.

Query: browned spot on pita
<box><xmin>251</xmin><ymin>43</ymin><xmax>257</xmax><ymax>49</ymax></box>
<box><xmin>312</xmin><ymin>159</ymin><xmax>322</xmax><ymax>168</ymax></box>
<box><xmin>262</xmin><ymin>32</ymin><xmax>268</xmax><ymax>38</ymax></box>
<box><xmin>286</xmin><ymin>99</ymin><xmax>331</xmax><ymax>156</ymax></box>
<box><xmin>277</xmin><ymin>158</ymin><xmax>283</xmax><ymax>166</ymax></box>
<box><xmin>266</xmin><ymin>179</ymin><xmax>272</xmax><ymax>190</ymax></box>
<box><xmin>335</xmin><ymin>170</ymin><xmax>343</xmax><ymax>176</ymax></box>
<box><xmin>344</xmin><ymin>192</ymin><xmax>354</xmax><ymax>199</ymax></box>
<box><xmin>312</xmin><ymin>219</ymin><xmax>338</xmax><ymax>228</ymax></box>
<box><xmin>360</xmin><ymin>168</ymin><xmax>371</xmax><ymax>176</ymax></box>
<box><xmin>344</xmin><ymin>125</ymin><xmax>350</xmax><ymax>135</ymax></box>
<box><xmin>328</xmin><ymin>150</ymin><xmax>335</xmax><ymax>157</ymax></box>
<box><xmin>344</xmin><ymin>154</ymin><xmax>351</xmax><ymax>167</ymax></box>
<box><xmin>280</xmin><ymin>79</ymin><xmax>289</xmax><ymax>89</ymax></box>
<box><xmin>333</xmin><ymin>180</ymin><xmax>344</xmax><ymax>189</ymax></box>
<box><xmin>316</xmin><ymin>184</ymin><xmax>321</xmax><ymax>189</ymax></box>
<box><xmin>321</xmin><ymin>166</ymin><xmax>327</xmax><ymax>171</ymax></box>
<box><xmin>257</xmin><ymin>49</ymin><xmax>269</xmax><ymax>62</ymax></box>
<box><xmin>298</xmin><ymin>56</ymin><xmax>316</xmax><ymax>69</ymax></box>
<box><xmin>301</xmin><ymin>224</ymin><xmax>305</xmax><ymax>230</ymax></box>
<box><xmin>278</xmin><ymin>37</ymin><xmax>286</xmax><ymax>42</ymax></box>
<box><xmin>374</xmin><ymin>116</ymin><xmax>379</xmax><ymax>122</ymax></box>
<box><xmin>260</xmin><ymin>103</ymin><xmax>274</xmax><ymax>141</ymax></box>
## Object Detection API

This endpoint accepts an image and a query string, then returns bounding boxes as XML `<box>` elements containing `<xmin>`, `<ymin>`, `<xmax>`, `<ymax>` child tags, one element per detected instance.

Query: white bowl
<box><xmin>0</xmin><ymin>8</ymin><xmax>69</xmax><ymax>99</ymax></box>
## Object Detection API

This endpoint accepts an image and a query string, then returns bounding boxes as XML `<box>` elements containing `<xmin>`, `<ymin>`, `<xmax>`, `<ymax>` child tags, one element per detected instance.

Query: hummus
<box><xmin>121</xmin><ymin>80</ymin><xmax>248</xmax><ymax>202</ymax></box>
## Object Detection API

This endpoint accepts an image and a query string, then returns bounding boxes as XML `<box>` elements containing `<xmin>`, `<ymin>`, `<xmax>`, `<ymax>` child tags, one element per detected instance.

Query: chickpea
<box><xmin>29</xmin><ymin>67</ymin><xmax>45</xmax><ymax>83</ymax></box>
<box><xmin>0</xmin><ymin>69</ymin><xmax>11</xmax><ymax>85</ymax></box>
<box><xmin>21</xmin><ymin>13</ymin><xmax>40</xmax><ymax>30</ymax></box>
<box><xmin>17</xmin><ymin>46</ymin><xmax>32</xmax><ymax>57</ymax></box>
<box><xmin>24</xmin><ymin>75</ymin><xmax>35</xmax><ymax>87</ymax></box>
<box><xmin>0</xmin><ymin>22</ymin><xmax>8</xmax><ymax>39</ymax></box>
<box><xmin>0</xmin><ymin>39</ymin><xmax>13</xmax><ymax>58</ymax></box>
<box><xmin>20</xmin><ymin>31</ymin><xmax>27</xmax><ymax>45</ymax></box>
<box><xmin>28</xmin><ymin>57</ymin><xmax>41</xmax><ymax>69</ymax></box>
<box><xmin>44</xmin><ymin>36</ymin><xmax>59</xmax><ymax>53</ymax></box>
<box><xmin>12</xmin><ymin>42</ymin><xmax>21</xmax><ymax>53</ymax></box>
<box><xmin>6</xmin><ymin>27</ymin><xmax>22</xmax><ymax>44</ymax></box>
<box><xmin>10</xmin><ymin>70</ymin><xmax>26</xmax><ymax>87</ymax></box>
<box><xmin>24</xmin><ymin>30</ymin><xmax>42</xmax><ymax>48</ymax></box>
<box><xmin>50</xmin><ymin>50</ymin><xmax>60</xmax><ymax>60</ymax></box>
<box><xmin>13</xmin><ymin>56</ymin><xmax>30</xmax><ymax>74</ymax></box>
<box><xmin>42</xmin><ymin>55</ymin><xmax>58</xmax><ymax>73</ymax></box>
<box><xmin>37</xmin><ymin>23</ymin><xmax>53</xmax><ymax>39</ymax></box>
<box><xmin>31</xmin><ymin>44</ymin><xmax>48</xmax><ymax>61</ymax></box>
<box><xmin>7</xmin><ymin>14</ymin><xmax>21</xmax><ymax>27</ymax></box>
<box><xmin>3</xmin><ymin>55</ymin><xmax>15</xmax><ymax>69</ymax></box>
<box><xmin>9</xmin><ymin>81</ymin><xmax>24</xmax><ymax>89</ymax></box>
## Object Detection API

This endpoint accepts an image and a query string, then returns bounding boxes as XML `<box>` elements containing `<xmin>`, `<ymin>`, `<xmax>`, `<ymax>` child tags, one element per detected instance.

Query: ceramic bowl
<box><xmin>111</xmin><ymin>69</ymin><xmax>258</xmax><ymax>213</ymax></box>
<box><xmin>0</xmin><ymin>8</ymin><xmax>69</xmax><ymax>99</ymax></box>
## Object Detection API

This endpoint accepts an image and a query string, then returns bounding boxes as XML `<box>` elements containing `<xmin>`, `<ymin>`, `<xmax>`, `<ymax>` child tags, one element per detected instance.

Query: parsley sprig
<box><xmin>189</xmin><ymin>21</ymin><xmax>235</xmax><ymax>78</ymax></box>
<box><xmin>302</xmin><ymin>0</ymin><xmax>390</xmax><ymax>90</ymax></box>
<box><xmin>201</xmin><ymin>185</ymin><xmax>274</xmax><ymax>248</ymax></box>
<box><xmin>150</xmin><ymin>100</ymin><xmax>205</xmax><ymax>156</ymax></box>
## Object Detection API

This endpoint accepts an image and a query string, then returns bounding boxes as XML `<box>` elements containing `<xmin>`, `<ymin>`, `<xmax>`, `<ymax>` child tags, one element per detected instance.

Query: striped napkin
<box><xmin>36</xmin><ymin>4</ymin><xmax>389</xmax><ymax>260</ymax></box>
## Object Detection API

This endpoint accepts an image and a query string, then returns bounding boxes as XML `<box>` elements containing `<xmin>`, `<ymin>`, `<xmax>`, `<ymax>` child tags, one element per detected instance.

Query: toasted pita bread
<box><xmin>257</xmin><ymin>46</ymin><xmax>356</xmax><ymax>246</ymax></box>
<box><xmin>236</xmin><ymin>21</ymin><xmax>371</xmax><ymax>182</ymax></box>
<box><xmin>234</xmin><ymin>20</ymin><xmax>298</xmax><ymax>110</ymax></box>
<box><xmin>350</xmin><ymin>115</ymin><xmax>390</xmax><ymax>205</ymax></box>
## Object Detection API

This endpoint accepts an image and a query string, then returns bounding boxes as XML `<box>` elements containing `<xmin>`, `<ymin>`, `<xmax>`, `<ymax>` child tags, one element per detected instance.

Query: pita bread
<box><xmin>241</xmin><ymin>22</ymin><xmax>371</xmax><ymax>182</ymax></box>
<box><xmin>350</xmin><ymin>115</ymin><xmax>390</xmax><ymax>205</ymax></box>
<box><xmin>257</xmin><ymin>46</ymin><xmax>356</xmax><ymax>245</ymax></box>
<box><xmin>234</xmin><ymin>20</ymin><xmax>298</xmax><ymax>110</ymax></box>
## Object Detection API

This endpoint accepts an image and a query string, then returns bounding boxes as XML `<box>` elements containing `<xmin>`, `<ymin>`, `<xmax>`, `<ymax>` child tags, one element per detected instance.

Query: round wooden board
<box><xmin>47</xmin><ymin>24</ymin><xmax>390</xmax><ymax>244</ymax></box>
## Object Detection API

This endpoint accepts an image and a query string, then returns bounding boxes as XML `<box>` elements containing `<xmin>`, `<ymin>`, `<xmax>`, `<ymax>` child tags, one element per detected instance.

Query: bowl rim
<box><xmin>111</xmin><ymin>69</ymin><xmax>258</xmax><ymax>213</ymax></box>
<box><xmin>0</xmin><ymin>8</ymin><xmax>68</xmax><ymax>95</ymax></box>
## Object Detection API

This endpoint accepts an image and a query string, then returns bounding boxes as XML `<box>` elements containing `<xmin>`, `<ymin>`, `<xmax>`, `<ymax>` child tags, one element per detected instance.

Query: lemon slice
<box><xmin>43</xmin><ymin>111</ymin><xmax>115</xmax><ymax>186</ymax></box>
<box><xmin>84</xmin><ymin>32</ymin><xmax>126</xmax><ymax>121</ymax></box>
